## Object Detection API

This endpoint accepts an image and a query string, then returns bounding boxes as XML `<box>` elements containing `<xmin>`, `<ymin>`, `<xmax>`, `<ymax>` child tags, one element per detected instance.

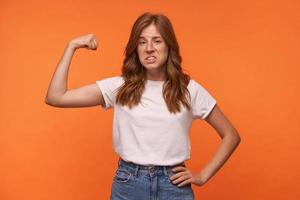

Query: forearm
<box><xmin>45</xmin><ymin>43</ymin><xmax>76</xmax><ymax>102</ymax></box>
<box><xmin>198</xmin><ymin>134</ymin><xmax>241</xmax><ymax>183</ymax></box>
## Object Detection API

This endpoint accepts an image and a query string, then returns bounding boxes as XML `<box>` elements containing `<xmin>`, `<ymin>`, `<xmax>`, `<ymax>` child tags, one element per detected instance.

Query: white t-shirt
<box><xmin>96</xmin><ymin>75</ymin><xmax>217</xmax><ymax>166</ymax></box>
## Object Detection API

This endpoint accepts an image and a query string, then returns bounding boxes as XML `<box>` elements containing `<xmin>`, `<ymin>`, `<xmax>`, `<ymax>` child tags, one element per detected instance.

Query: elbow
<box><xmin>45</xmin><ymin>98</ymin><xmax>53</xmax><ymax>106</ymax></box>
<box><xmin>45</xmin><ymin>97</ymin><xmax>54</xmax><ymax>106</ymax></box>
<box><xmin>44</xmin><ymin>95</ymin><xmax>60</xmax><ymax>107</ymax></box>
<box><xmin>233</xmin><ymin>131</ymin><xmax>241</xmax><ymax>144</ymax></box>
<box><xmin>224</xmin><ymin>130</ymin><xmax>241</xmax><ymax>144</ymax></box>
<box><xmin>236</xmin><ymin>135</ymin><xmax>241</xmax><ymax>145</ymax></box>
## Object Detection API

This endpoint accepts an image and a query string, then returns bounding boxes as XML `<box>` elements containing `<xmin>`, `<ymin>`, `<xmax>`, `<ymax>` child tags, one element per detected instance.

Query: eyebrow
<box><xmin>139</xmin><ymin>36</ymin><xmax>162</xmax><ymax>39</ymax></box>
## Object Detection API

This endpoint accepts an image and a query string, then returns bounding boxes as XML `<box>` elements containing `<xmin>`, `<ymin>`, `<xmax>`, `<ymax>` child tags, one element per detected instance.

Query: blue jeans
<box><xmin>110</xmin><ymin>158</ymin><xmax>195</xmax><ymax>200</ymax></box>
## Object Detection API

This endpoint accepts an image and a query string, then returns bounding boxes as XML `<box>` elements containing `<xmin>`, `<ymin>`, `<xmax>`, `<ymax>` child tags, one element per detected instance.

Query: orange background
<box><xmin>1</xmin><ymin>0</ymin><xmax>299</xmax><ymax>199</ymax></box>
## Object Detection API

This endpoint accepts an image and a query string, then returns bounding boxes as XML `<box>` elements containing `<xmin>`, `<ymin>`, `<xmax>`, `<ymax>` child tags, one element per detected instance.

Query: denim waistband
<box><xmin>118</xmin><ymin>157</ymin><xmax>185</xmax><ymax>172</ymax></box>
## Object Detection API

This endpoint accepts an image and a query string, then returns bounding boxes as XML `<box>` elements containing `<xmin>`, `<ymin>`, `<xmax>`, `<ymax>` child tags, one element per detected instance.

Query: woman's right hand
<box><xmin>68</xmin><ymin>33</ymin><xmax>98</xmax><ymax>50</ymax></box>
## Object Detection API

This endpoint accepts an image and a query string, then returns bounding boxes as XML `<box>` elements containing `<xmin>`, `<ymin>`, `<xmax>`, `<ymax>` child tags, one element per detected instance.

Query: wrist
<box><xmin>67</xmin><ymin>42</ymin><xmax>77</xmax><ymax>51</ymax></box>
<box><xmin>197</xmin><ymin>171</ymin><xmax>209</xmax><ymax>184</ymax></box>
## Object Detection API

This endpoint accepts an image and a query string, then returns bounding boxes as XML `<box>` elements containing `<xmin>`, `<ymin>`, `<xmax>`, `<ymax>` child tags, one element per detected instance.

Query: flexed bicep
<box><xmin>45</xmin><ymin>83</ymin><xmax>105</xmax><ymax>108</ymax></box>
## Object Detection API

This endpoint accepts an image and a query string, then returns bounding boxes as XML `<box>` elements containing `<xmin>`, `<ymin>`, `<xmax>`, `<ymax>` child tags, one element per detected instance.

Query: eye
<box><xmin>155</xmin><ymin>40</ymin><xmax>162</xmax><ymax>43</ymax></box>
<box><xmin>139</xmin><ymin>41</ymin><xmax>146</xmax><ymax>44</ymax></box>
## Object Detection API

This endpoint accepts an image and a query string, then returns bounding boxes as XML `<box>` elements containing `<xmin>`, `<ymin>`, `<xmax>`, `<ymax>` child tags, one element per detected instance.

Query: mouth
<box><xmin>145</xmin><ymin>56</ymin><xmax>157</xmax><ymax>64</ymax></box>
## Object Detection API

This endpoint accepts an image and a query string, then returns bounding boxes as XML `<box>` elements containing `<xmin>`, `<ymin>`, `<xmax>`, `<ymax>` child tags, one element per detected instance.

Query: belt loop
<box><xmin>134</xmin><ymin>165</ymin><xmax>139</xmax><ymax>177</ymax></box>
<box><xmin>163</xmin><ymin>166</ymin><xmax>168</xmax><ymax>176</ymax></box>
<box><xmin>118</xmin><ymin>157</ymin><xmax>121</xmax><ymax>167</ymax></box>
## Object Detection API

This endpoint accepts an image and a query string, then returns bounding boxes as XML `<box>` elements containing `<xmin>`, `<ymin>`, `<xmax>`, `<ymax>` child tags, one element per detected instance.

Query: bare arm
<box><xmin>45</xmin><ymin>34</ymin><xmax>105</xmax><ymax>108</ymax></box>
<box><xmin>198</xmin><ymin>104</ymin><xmax>241</xmax><ymax>183</ymax></box>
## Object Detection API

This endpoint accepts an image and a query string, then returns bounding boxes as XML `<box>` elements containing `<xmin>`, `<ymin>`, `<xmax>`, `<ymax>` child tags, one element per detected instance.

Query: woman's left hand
<box><xmin>170</xmin><ymin>166</ymin><xmax>206</xmax><ymax>187</ymax></box>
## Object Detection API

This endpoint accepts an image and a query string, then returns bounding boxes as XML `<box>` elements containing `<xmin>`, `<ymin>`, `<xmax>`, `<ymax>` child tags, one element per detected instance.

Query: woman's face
<box><xmin>137</xmin><ymin>23</ymin><xmax>169</xmax><ymax>75</ymax></box>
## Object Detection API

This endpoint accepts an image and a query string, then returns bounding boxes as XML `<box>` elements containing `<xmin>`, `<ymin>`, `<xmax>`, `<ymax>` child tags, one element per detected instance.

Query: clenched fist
<box><xmin>68</xmin><ymin>33</ymin><xmax>98</xmax><ymax>50</ymax></box>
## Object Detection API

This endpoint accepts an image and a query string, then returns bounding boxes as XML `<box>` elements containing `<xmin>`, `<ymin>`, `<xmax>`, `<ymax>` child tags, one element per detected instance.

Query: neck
<box><xmin>145</xmin><ymin>68</ymin><xmax>166</xmax><ymax>81</ymax></box>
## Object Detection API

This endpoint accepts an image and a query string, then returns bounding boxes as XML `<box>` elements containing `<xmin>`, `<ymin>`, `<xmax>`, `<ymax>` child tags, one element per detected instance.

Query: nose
<box><xmin>146</xmin><ymin>42</ymin><xmax>154</xmax><ymax>52</ymax></box>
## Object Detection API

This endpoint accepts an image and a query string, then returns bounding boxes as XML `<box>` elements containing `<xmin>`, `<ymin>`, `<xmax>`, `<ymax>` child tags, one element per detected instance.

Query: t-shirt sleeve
<box><xmin>95</xmin><ymin>76</ymin><xmax>122</xmax><ymax>110</ymax></box>
<box><xmin>191</xmin><ymin>80</ymin><xmax>217</xmax><ymax>120</ymax></box>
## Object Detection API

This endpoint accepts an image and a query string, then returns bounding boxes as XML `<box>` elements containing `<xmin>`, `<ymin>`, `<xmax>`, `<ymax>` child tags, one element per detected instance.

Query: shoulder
<box><xmin>96</xmin><ymin>75</ymin><xmax>124</xmax><ymax>85</ymax></box>
<box><xmin>187</xmin><ymin>78</ymin><xmax>215</xmax><ymax>97</ymax></box>
<box><xmin>187</xmin><ymin>79</ymin><xmax>204</xmax><ymax>91</ymax></box>
<box><xmin>95</xmin><ymin>75</ymin><xmax>125</xmax><ymax>94</ymax></box>
<box><xmin>98</xmin><ymin>75</ymin><xmax>123</xmax><ymax>82</ymax></box>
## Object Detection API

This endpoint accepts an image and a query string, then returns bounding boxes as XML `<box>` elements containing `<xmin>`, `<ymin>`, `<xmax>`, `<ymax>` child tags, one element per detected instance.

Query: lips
<box><xmin>145</xmin><ymin>56</ymin><xmax>156</xmax><ymax>63</ymax></box>
<box><xmin>145</xmin><ymin>56</ymin><xmax>156</xmax><ymax>60</ymax></box>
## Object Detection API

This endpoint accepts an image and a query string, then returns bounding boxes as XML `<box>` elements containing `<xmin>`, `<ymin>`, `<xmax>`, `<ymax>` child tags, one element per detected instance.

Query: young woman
<box><xmin>45</xmin><ymin>12</ymin><xmax>241</xmax><ymax>200</ymax></box>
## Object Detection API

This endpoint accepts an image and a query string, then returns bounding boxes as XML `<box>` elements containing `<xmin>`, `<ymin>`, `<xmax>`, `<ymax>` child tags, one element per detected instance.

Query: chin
<box><xmin>143</xmin><ymin>63</ymin><xmax>162</xmax><ymax>70</ymax></box>
<box><xmin>144</xmin><ymin>66</ymin><xmax>161</xmax><ymax>71</ymax></box>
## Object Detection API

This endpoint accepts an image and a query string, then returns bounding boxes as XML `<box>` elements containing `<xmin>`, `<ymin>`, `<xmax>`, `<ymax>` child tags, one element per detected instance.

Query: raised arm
<box><xmin>45</xmin><ymin>34</ymin><xmax>105</xmax><ymax>108</ymax></box>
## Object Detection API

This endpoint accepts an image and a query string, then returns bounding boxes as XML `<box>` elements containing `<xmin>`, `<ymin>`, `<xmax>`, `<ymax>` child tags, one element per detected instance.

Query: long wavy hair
<box><xmin>115</xmin><ymin>12</ymin><xmax>191</xmax><ymax>113</ymax></box>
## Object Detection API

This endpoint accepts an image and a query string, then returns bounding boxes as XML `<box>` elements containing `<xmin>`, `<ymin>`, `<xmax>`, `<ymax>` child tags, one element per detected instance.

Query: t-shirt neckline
<box><xmin>146</xmin><ymin>79</ymin><xmax>165</xmax><ymax>85</ymax></box>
